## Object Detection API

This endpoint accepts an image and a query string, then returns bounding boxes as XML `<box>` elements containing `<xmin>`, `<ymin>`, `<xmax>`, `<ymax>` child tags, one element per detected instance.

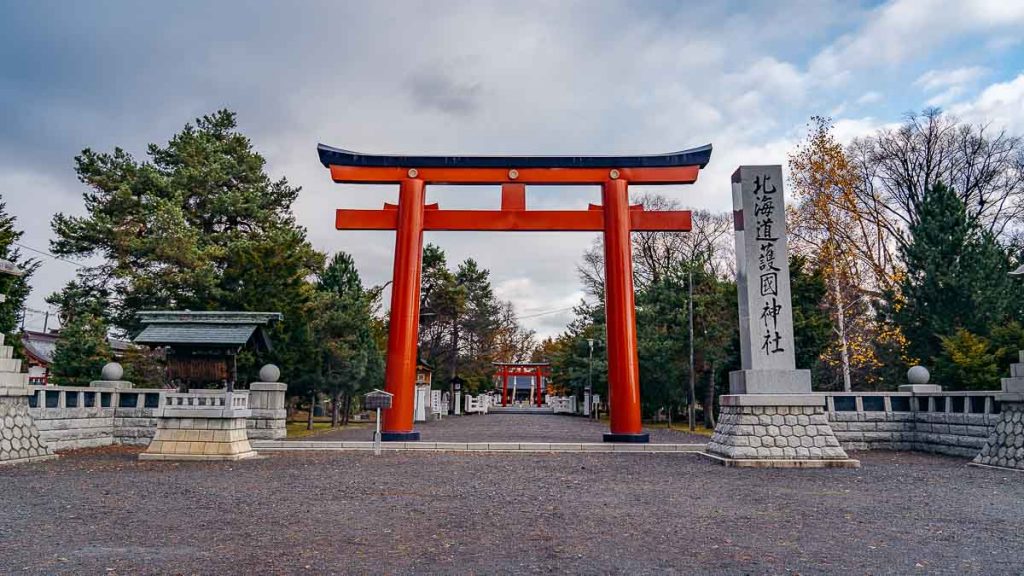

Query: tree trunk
<box><xmin>307</xmin><ymin>389</ymin><xmax>315</xmax><ymax>431</ymax></box>
<box><xmin>833</xmin><ymin>274</ymin><xmax>852</xmax><ymax>392</ymax></box>
<box><xmin>331</xmin><ymin>390</ymin><xmax>341</xmax><ymax>428</ymax></box>
<box><xmin>342</xmin><ymin>393</ymin><xmax>352</xmax><ymax>426</ymax></box>
<box><xmin>704</xmin><ymin>361</ymin><xmax>717</xmax><ymax>429</ymax></box>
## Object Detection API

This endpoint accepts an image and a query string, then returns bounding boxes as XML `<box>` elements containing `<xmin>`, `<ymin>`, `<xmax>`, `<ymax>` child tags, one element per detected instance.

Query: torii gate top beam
<box><xmin>318</xmin><ymin>144</ymin><xmax>712</xmax><ymax>185</ymax></box>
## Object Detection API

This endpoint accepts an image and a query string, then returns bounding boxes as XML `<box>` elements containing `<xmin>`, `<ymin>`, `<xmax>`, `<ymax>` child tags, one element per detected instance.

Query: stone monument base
<box><xmin>970</xmin><ymin>355</ymin><xmax>1024</xmax><ymax>472</ymax></box>
<box><xmin>1</xmin><ymin>389</ymin><xmax>56</xmax><ymax>465</ymax></box>
<box><xmin>0</xmin><ymin>332</ymin><xmax>57</xmax><ymax>465</ymax></box>
<box><xmin>140</xmin><ymin>416</ymin><xmax>257</xmax><ymax>461</ymax></box>
<box><xmin>703</xmin><ymin>394</ymin><xmax>860</xmax><ymax>469</ymax></box>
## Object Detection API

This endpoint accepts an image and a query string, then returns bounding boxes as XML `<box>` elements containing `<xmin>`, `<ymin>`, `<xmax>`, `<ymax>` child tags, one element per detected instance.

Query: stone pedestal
<box><xmin>705</xmin><ymin>395</ymin><xmax>858</xmax><ymax>467</ymax></box>
<box><xmin>140</xmin><ymin>390</ymin><xmax>256</xmax><ymax>461</ymax></box>
<box><xmin>704</xmin><ymin>166</ymin><xmax>857</xmax><ymax>468</ymax></box>
<box><xmin>972</xmin><ymin>351</ymin><xmax>1024</xmax><ymax>471</ymax></box>
<box><xmin>0</xmin><ymin>334</ymin><xmax>55</xmax><ymax>465</ymax></box>
<box><xmin>247</xmin><ymin>381</ymin><xmax>287</xmax><ymax>440</ymax></box>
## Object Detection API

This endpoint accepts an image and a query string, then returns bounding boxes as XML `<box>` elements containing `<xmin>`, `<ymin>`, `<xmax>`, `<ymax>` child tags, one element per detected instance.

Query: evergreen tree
<box><xmin>50</xmin><ymin>313</ymin><xmax>111</xmax><ymax>386</ymax></box>
<box><xmin>894</xmin><ymin>182</ymin><xmax>1018</xmax><ymax>366</ymax></box>
<box><xmin>0</xmin><ymin>199</ymin><xmax>38</xmax><ymax>348</ymax></box>
<box><xmin>312</xmin><ymin>252</ymin><xmax>383</xmax><ymax>426</ymax></box>
<box><xmin>49</xmin><ymin>110</ymin><xmax>324</xmax><ymax>381</ymax></box>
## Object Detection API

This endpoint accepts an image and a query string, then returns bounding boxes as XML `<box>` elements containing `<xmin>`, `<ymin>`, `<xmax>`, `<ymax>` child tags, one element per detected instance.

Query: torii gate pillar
<box><xmin>601</xmin><ymin>179</ymin><xmax>645</xmax><ymax>441</ymax></box>
<box><xmin>381</xmin><ymin>179</ymin><xmax>425</xmax><ymax>440</ymax></box>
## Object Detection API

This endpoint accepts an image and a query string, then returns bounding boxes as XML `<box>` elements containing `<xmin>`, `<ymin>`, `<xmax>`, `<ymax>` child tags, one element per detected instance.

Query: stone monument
<box><xmin>704</xmin><ymin>166</ymin><xmax>857</xmax><ymax>468</ymax></box>
<box><xmin>971</xmin><ymin>351</ymin><xmax>1024</xmax><ymax>471</ymax></box>
<box><xmin>0</xmin><ymin>332</ymin><xmax>55</xmax><ymax>465</ymax></box>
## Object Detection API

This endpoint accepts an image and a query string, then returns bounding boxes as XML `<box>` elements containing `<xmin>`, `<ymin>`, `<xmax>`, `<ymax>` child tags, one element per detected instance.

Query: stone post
<box><xmin>245</xmin><ymin>364</ymin><xmax>287</xmax><ymax>440</ymax></box>
<box><xmin>972</xmin><ymin>350</ymin><xmax>1024</xmax><ymax>471</ymax></box>
<box><xmin>0</xmin><ymin>333</ymin><xmax>55</xmax><ymax>465</ymax></box>
<box><xmin>704</xmin><ymin>166</ymin><xmax>857</xmax><ymax>468</ymax></box>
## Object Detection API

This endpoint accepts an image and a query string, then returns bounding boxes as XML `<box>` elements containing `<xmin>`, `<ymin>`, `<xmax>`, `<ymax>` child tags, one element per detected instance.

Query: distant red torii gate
<box><xmin>494</xmin><ymin>362</ymin><xmax>551</xmax><ymax>407</ymax></box>
<box><xmin>318</xmin><ymin>144</ymin><xmax>712</xmax><ymax>442</ymax></box>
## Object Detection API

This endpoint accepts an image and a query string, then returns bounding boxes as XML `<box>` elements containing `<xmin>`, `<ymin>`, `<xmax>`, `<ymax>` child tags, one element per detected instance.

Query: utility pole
<box><xmin>587</xmin><ymin>338</ymin><xmax>594</xmax><ymax>420</ymax></box>
<box><xmin>688</xmin><ymin>264</ymin><xmax>696</xmax><ymax>432</ymax></box>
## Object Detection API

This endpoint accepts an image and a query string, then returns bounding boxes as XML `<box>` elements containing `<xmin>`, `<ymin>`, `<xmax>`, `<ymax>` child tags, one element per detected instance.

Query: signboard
<box><xmin>364</xmin><ymin>389</ymin><xmax>393</xmax><ymax>410</ymax></box>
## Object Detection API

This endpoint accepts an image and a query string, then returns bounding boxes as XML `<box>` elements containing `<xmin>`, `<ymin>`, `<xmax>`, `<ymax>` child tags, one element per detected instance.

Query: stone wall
<box><xmin>27</xmin><ymin>383</ymin><xmax>286</xmax><ymax>451</ymax></box>
<box><xmin>823</xmin><ymin>392</ymin><xmax>1000</xmax><ymax>458</ymax></box>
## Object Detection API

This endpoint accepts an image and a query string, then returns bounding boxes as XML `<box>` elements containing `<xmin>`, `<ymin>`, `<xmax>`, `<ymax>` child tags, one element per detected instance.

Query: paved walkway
<box><xmin>303</xmin><ymin>413</ymin><xmax>709</xmax><ymax>444</ymax></box>
<box><xmin>1</xmin><ymin>448</ymin><xmax>1020</xmax><ymax>574</ymax></box>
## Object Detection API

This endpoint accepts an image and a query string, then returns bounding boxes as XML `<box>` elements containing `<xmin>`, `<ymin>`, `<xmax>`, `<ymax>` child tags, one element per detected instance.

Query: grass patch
<box><xmin>648</xmin><ymin>422</ymin><xmax>715</xmax><ymax>437</ymax></box>
<box><xmin>285</xmin><ymin>421</ymin><xmax>370</xmax><ymax>438</ymax></box>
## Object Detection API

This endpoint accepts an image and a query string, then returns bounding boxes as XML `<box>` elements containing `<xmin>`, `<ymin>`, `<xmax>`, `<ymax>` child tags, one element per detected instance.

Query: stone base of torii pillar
<box><xmin>971</xmin><ymin>350</ymin><xmax>1024</xmax><ymax>472</ymax></box>
<box><xmin>701</xmin><ymin>166</ymin><xmax>857</xmax><ymax>468</ymax></box>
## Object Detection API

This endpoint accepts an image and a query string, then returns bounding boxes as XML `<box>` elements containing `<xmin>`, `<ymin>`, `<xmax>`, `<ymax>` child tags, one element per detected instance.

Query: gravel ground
<box><xmin>1</xmin><ymin>447</ymin><xmax>1022</xmax><ymax>575</ymax></box>
<box><xmin>307</xmin><ymin>413</ymin><xmax>709</xmax><ymax>444</ymax></box>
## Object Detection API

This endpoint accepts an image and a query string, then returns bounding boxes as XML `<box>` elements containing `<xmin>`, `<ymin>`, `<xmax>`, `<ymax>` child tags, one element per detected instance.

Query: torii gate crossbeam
<box><xmin>318</xmin><ymin>144</ymin><xmax>712</xmax><ymax>442</ymax></box>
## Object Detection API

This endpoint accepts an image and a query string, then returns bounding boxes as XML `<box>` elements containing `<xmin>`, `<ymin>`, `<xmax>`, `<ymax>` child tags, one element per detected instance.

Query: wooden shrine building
<box><xmin>133</xmin><ymin>311</ymin><xmax>282</xmax><ymax>389</ymax></box>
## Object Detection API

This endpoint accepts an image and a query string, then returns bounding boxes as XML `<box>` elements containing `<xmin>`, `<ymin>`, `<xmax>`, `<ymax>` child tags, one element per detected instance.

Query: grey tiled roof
<box><xmin>136</xmin><ymin>311</ymin><xmax>282</xmax><ymax>325</ymax></box>
<box><xmin>134</xmin><ymin>324</ymin><xmax>258</xmax><ymax>346</ymax></box>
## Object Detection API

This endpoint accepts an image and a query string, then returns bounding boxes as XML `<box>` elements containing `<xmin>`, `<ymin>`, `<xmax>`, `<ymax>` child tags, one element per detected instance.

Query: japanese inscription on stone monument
<box><xmin>732</xmin><ymin>165</ymin><xmax>797</xmax><ymax>372</ymax></box>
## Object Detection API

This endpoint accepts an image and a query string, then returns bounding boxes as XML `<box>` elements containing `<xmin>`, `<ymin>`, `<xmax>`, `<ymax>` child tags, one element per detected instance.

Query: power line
<box><xmin>516</xmin><ymin>305</ymin><xmax>578</xmax><ymax>320</ymax></box>
<box><xmin>12</xmin><ymin>242</ymin><xmax>85</xmax><ymax>269</ymax></box>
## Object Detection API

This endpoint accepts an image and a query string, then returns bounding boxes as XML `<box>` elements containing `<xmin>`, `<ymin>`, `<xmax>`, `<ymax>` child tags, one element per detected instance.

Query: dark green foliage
<box><xmin>895</xmin><ymin>182</ymin><xmax>1021</xmax><ymax>371</ymax></box>
<box><xmin>790</xmin><ymin>256</ymin><xmax>833</xmax><ymax>374</ymax></box>
<box><xmin>0</xmin><ymin>200</ymin><xmax>38</xmax><ymax>358</ymax></box>
<box><xmin>49</xmin><ymin>110</ymin><xmax>324</xmax><ymax>382</ymax></box>
<box><xmin>50</xmin><ymin>314</ymin><xmax>111</xmax><ymax>386</ymax></box>
<box><xmin>121</xmin><ymin>346</ymin><xmax>166</xmax><ymax>389</ymax></box>
<box><xmin>305</xmin><ymin>252</ymin><xmax>384</xmax><ymax>424</ymax></box>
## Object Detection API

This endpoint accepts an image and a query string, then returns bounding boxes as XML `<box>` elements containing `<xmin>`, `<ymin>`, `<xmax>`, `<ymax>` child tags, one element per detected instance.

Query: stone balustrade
<box><xmin>26</xmin><ymin>381</ymin><xmax>287</xmax><ymax>451</ymax></box>
<box><xmin>822</xmin><ymin>390</ymin><xmax>1000</xmax><ymax>458</ymax></box>
<box><xmin>547</xmin><ymin>396</ymin><xmax>577</xmax><ymax>414</ymax></box>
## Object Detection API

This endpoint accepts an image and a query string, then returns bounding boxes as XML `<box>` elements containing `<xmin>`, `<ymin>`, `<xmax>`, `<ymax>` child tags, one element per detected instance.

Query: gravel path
<box><xmin>1</xmin><ymin>447</ymin><xmax>1022</xmax><ymax>575</ymax></box>
<box><xmin>307</xmin><ymin>413</ymin><xmax>709</xmax><ymax>444</ymax></box>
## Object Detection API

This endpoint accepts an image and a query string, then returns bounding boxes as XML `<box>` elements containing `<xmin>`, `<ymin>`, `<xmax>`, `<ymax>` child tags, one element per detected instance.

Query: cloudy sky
<box><xmin>1</xmin><ymin>0</ymin><xmax>1023</xmax><ymax>338</ymax></box>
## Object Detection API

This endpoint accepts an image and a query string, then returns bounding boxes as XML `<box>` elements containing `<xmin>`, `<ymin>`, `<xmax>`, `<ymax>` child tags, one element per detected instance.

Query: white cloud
<box><xmin>809</xmin><ymin>0</ymin><xmax>1024</xmax><ymax>82</ymax></box>
<box><xmin>855</xmin><ymin>91</ymin><xmax>883</xmax><ymax>105</ymax></box>
<box><xmin>949</xmin><ymin>73</ymin><xmax>1024</xmax><ymax>134</ymax></box>
<box><xmin>915</xmin><ymin>66</ymin><xmax>988</xmax><ymax>106</ymax></box>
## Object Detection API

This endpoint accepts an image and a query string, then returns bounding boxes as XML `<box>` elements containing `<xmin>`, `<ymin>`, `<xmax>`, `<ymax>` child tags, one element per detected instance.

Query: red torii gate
<box><xmin>318</xmin><ymin>144</ymin><xmax>712</xmax><ymax>442</ymax></box>
<box><xmin>494</xmin><ymin>362</ymin><xmax>551</xmax><ymax>407</ymax></box>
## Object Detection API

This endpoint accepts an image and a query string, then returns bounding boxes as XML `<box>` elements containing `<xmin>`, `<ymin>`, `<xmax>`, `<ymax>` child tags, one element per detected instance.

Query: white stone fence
<box><xmin>27</xmin><ymin>381</ymin><xmax>286</xmax><ymax>451</ymax></box>
<box><xmin>821</xmin><ymin>390</ymin><xmax>1001</xmax><ymax>458</ymax></box>
<box><xmin>546</xmin><ymin>395</ymin><xmax>577</xmax><ymax>414</ymax></box>
<box><xmin>463</xmin><ymin>394</ymin><xmax>491</xmax><ymax>414</ymax></box>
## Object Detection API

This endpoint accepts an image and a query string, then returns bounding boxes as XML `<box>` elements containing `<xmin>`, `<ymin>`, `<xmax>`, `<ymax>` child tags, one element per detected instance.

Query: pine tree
<box><xmin>312</xmin><ymin>252</ymin><xmax>382</xmax><ymax>426</ymax></box>
<box><xmin>49</xmin><ymin>110</ymin><xmax>324</xmax><ymax>381</ymax></box>
<box><xmin>0</xmin><ymin>199</ymin><xmax>38</xmax><ymax>348</ymax></box>
<box><xmin>50</xmin><ymin>313</ymin><xmax>111</xmax><ymax>386</ymax></box>
<box><xmin>895</xmin><ymin>182</ymin><xmax>1018</xmax><ymax>366</ymax></box>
